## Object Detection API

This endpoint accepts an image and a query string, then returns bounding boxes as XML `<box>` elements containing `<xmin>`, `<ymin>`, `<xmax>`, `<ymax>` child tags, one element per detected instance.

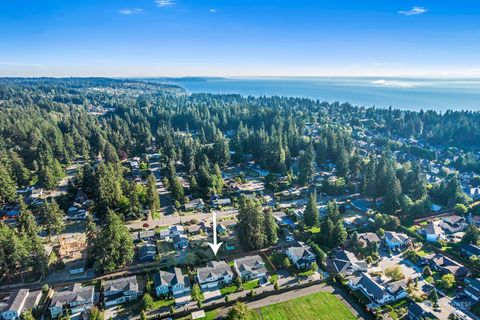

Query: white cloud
<box><xmin>372</xmin><ymin>79</ymin><xmax>415</xmax><ymax>88</ymax></box>
<box><xmin>155</xmin><ymin>0</ymin><xmax>175</xmax><ymax>7</ymax></box>
<box><xmin>398</xmin><ymin>6</ymin><xmax>428</xmax><ymax>16</ymax></box>
<box><xmin>119</xmin><ymin>8</ymin><xmax>143</xmax><ymax>15</ymax></box>
<box><xmin>209</xmin><ymin>9</ymin><xmax>216</xmax><ymax>13</ymax></box>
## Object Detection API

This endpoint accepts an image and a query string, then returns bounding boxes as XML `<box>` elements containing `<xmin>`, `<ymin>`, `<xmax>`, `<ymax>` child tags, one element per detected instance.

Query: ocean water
<box><xmin>166</xmin><ymin>77</ymin><xmax>480</xmax><ymax>112</ymax></box>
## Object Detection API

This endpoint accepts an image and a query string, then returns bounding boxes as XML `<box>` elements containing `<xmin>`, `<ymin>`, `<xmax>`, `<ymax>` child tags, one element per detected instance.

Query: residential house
<box><xmin>184</xmin><ymin>199</ymin><xmax>205</xmax><ymax>211</ymax></box>
<box><xmin>137</xmin><ymin>243</ymin><xmax>157</xmax><ymax>262</ymax></box>
<box><xmin>196</xmin><ymin>261</ymin><xmax>234</xmax><ymax>289</ymax></box>
<box><xmin>49</xmin><ymin>284</ymin><xmax>94</xmax><ymax>318</ymax></box>
<box><xmin>186</xmin><ymin>224</ymin><xmax>202</xmax><ymax>235</ymax></box>
<box><xmin>154</xmin><ymin>268</ymin><xmax>191</xmax><ymax>298</ymax></box>
<box><xmin>327</xmin><ymin>249</ymin><xmax>368</xmax><ymax>276</ymax></box>
<box><xmin>159</xmin><ymin>225</ymin><xmax>185</xmax><ymax>239</ymax></box>
<box><xmin>211</xmin><ymin>198</ymin><xmax>231</xmax><ymax>208</ymax></box>
<box><xmin>384</xmin><ymin>231</ymin><xmax>411</xmax><ymax>250</ymax></box>
<box><xmin>233</xmin><ymin>255</ymin><xmax>268</xmax><ymax>281</ymax></box>
<box><xmin>286</xmin><ymin>242</ymin><xmax>316</xmax><ymax>270</ymax></box>
<box><xmin>348</xmin><ymin>273</ymin><xmax>407</xmax><ymax>307</ymax></box>
<box><xmin>0</xmin><ymin>289</ymin><xmax>41</xmax><ymax>320</ymax></box>
<box><xmin>464</xmin><ymin>278</ymin><xmax>480</xmax><ymax>302</ymax></box>
<box><xmin>407</xmin><ymin>302</ymin><xmax>439</xmax><ymax>320</ymax></box>
<box><xmin>103</xmin><ymin>276</ymin><xmax>141</xmax><ymax>307</ymax></box>
<box><xmin>460</xmin><ymin>244</ymin><xmax>480</xmax><ymax>258</ymax></box>
<box><xmin>424</xmin><ymin>253</ymin><xmax>469</xmax><ymax>279</ymax></box>
<box><xmin>423</xmin><ymin>223</ymin><xmax>445</xmax><ymax>243</ymax></box>
<box><xmin>440</xmin><ymin>215</ymin><xmax>468</xmax><ymax>233</ymax></box>
<box><xmin>132</xmin><ymin>230</ymin><xmax>156</xmax><ymax>243</ymax></box>
<box><xmin>357</xmin><ymin>232</ymin><xmax>381</xmax><ymax>247</ymax></box>
<box><xmin>173</xmin><ymin>234</ymin><xmax>189</xmax><ymax>250</ymax></box>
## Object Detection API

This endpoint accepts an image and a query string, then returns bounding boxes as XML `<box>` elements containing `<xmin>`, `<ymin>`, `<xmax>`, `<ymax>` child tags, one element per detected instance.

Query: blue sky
<box><xmin>1</xmin><ymin>0</ymin><xmax>479</xmax><ymax>77</ymax></box>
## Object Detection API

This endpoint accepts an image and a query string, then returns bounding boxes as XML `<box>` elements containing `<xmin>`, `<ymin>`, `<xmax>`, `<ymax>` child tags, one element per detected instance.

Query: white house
<box><xmin>285</xmin><ymin>242</ymin><xmax>316</xmax><ymax>270</ymax></box>
<box><xmin>348</xmin><ymin>273</ymin><xmax>407</xmax><ymax>307</ymax></box>
<box><xmin>103</xmin><ymin>276</ymin><xmax>141</xmax><ymax>307</ymax></box>
<box><xmin>196</xmin><ymin>261</ymin><xmax>234</xmax><ymax>290</ymax></box>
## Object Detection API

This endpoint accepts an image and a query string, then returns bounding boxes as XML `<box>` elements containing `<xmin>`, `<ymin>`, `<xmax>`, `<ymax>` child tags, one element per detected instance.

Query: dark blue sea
<box><xmin>163</xmin><ymin>77</ymin><xmax>480</xmax><ymax>112</ymax></box>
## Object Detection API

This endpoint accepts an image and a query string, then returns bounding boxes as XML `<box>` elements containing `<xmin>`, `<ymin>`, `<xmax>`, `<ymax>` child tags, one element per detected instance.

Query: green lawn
<box><xmin>220</xmin><ymin>284</ymin><xmax>238</xmax><ymax>295</ymax></box>
<box><xmin>250</xmin><ymin>292</ymin><xmax>356</xmax><ymax>320</ymax></box>
<box><xmin>243</xmin><ymin>279</ymin><xmax>259</xmax><ymax>290</ymax></box>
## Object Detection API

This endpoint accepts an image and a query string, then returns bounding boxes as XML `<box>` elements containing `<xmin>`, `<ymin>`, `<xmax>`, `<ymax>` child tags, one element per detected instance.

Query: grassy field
<box><xmin>250</xmin><ymin>292</ymin><xmax>356</xmax><ymax>320</ymax></box>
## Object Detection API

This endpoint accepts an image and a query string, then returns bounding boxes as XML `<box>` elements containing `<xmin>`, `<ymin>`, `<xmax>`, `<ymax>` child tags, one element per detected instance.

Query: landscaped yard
<box><xmin>220</xmin><ymin>284</ymin><xmax>238</xmax><ymax>295</ymax></box>
<box><xmin>243</xmin><ymin>279</ymin><xmax>259</xmax><ymax>290</ymax></box>
<box><xmin>250</xmin><ymin>292</ymin><xmax>356</xmax><ymax>320</ymax></box>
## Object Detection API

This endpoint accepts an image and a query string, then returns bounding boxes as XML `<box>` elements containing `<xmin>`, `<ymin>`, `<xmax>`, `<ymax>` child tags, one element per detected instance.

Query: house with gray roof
<box><xmin>424</xmin><ymin>253</ymin><xmax>469</xmax><ymax>279</ymax></box>
<box><xmin>464</xmin><ymin>278</ymin><xmax>480</xmax><ymax>302</ymax></box>
<box><xmin>285</xmin><ymin>242</ymin><xmax>316</xmax><ymax>270</ymax></box>
<box><xmin>357</xmin><ymin>232</ymin><xmax>381</xmax><ymax>247</ymax></box>
<box><xmin>154</xmin><ymin>268</ymin><xmax>191</xmax><ymax>298</ymax></box>
<box><xmin>103</xmin><ymin>276</ymin><xmax>141</xmax><ymax>307</ymax></box>
<box><xmin>49</xmin><ymin>283</ymin><xmax>94</xmax><ymax>318</ymax></box>
<box><xmin>384</xmin><ymin>231</ymin><xmax>411</xmax><ymax>250</ymax></box>
<box><xmin>348</xmin><ymin>273</ymin><xmax>407</xmax><ymax>307</ymax></box>
<box><xmin>196</xmin><ymin>261</ymin><xmax>234</xmax><ymax>290</ymax></box>
<box><xmin>0</xmin><ymin>289</ymin><xmax>41</xmax><ymax>320</ymax></box>
<box><xmin>327</xmin><ymin>249</ymin><xmax>368</xmax><ymax>277</ymax></box>
<box><xmin>233</xmin><ymin>255</ymin><xmax>268</xmax><ymax>281</ymax></box>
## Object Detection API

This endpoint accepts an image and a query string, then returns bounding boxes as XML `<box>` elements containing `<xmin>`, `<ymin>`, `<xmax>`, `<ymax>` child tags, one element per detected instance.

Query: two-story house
<box><xmin>1</xmin><ymin>289</ymin><xmax>42</xmax><ymax>320</ymax></box>
<box><xmin>49</xmin><ymin>284</ymin><xmax>94</xmax><ymax>318</ymax></box>
<box><xmin>285</xmin><ymin>242</ymin><xmax>316</xmax><ymax>270</ymax></box>
<box><xmin>326</xmin><ymin>249</ymin><xmax>368</xmax><ymax>277</ymax></box>
<box><xmin>384</xmin><ymin>231</ymin><xmax>411</xmax><ymax>250</ymax></box>
<box><xmin>233</xmin><ymin>255</ymin><xmax>268</xmax><ymax>281</ymax></box>
<box><xmin>154</xmin><ymin>268</ymin><xmax>191</xmax><ymax>298</ymax></box>
<box><xmin>348</xmin><ymin>273</ymin><xmax>407</xmax><ymax>307</ymax></box>
<box><xmin>196</xmin><ymin>261</ymin><xmax>234</xmax><ymax>290</ymax></box>
<box><xmin>103</xmin><ymin>276</ymin><xmax>141</xmax><ymax>307</ymax></box>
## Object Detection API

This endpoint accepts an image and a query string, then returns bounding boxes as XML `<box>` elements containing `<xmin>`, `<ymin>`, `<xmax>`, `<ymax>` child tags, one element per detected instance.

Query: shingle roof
<box><xmin>234</xmin><ymin>255</ymin><xmax>267</xmax><ymax>274</ymax></box>
<box><xmin>2</xmin><ymin>289</ymin><xmax>29</xmax><ymax>313</ymax></box>
<box><xmin>50</xmin><ymin>284</ymin><xmax>94</xmax><ymax>308</ymax></box>
<box><xmin>103</xmin><ymin>276</ymin><xmax>138</xmax><ymax>293</ymax></box>
<box><xmin>197</xmin><ymin>261</ymin><xmax>233</xmax><ymax>283</ymax></box>
<box><xmin>350</xmin><ymin>273</ymin><xmax>388</xmax><ymax>302</ymax></box>
<box><xmin>154</xmin><ymin>268</ymin><xmax>190</xmax><ymax>289</ymax></box>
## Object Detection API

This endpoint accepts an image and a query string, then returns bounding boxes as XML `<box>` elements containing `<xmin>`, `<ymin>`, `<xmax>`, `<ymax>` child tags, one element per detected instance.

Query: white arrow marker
<box><xmin>207</xmin><ymin>211</ymin><xmax>223</xmax><ymax>256</ymax></box>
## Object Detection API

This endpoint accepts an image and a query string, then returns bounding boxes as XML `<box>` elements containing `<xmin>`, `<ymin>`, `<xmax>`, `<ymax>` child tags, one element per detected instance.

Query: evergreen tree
<box><xmin>40</xmin><ymin>200</ymin><xmax>65</xmax><ymax>241</ymax></box>
<box><xmin>92</xmin><ymin>210</ymin><xmax>134</xmax><ymax>272</ymax></box>
<box><xmin>237</xmin><ymin>197</ymin><xmax>266</xmax><ymax>251</ymax></box>
<box><xmin>304</xmin><ymin>191</ymin><xmax>319</xmax><ymax>227</ymax></box>
<box><xmin>146</xmin><ymin>174</ymin><xmax>160</xmax><ymax>218</ymax></box>
<box><xmin>263</xmin><ymin>208</ymin><xmax>278</xmax><ymax>246</ymax></box>
<box><xmin>0</xmin><ymin>163</ymin><xmax>17</xmax><ymax>204</ymax></box>
<box><xmin>298</xmin><ymin>145</ymin><xmax>314</xmax><ymax>186</ymax></box>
